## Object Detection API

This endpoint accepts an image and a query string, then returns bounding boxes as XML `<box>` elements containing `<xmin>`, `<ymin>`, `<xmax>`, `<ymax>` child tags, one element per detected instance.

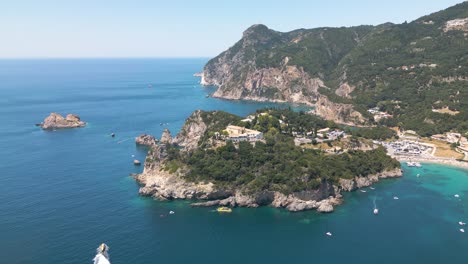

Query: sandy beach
<box><xmin>393</xmin><ymin>155</ymin><xmax>468</xmax><ymax>169</ymax></box>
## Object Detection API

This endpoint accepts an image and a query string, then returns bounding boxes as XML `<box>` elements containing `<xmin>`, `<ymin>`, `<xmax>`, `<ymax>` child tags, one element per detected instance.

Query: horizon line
<box><xmin>0</xmin><ymin>56</ymin><xmax>213</xmax><ymax>60</ymax></box>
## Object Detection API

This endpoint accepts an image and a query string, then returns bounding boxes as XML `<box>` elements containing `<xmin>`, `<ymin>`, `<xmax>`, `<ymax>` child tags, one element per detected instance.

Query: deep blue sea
<box><xmin>0</xmin><ymin>59</ymin><xmax>467</xmax><ymax>264</ymax></box>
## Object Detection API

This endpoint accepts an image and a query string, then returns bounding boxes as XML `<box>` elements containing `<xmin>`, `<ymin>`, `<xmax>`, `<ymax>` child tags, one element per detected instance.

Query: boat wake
<box><xmin>373</xmin><ymin>197</ymin><xmax>379</xmax><ymax>215</ymax></box>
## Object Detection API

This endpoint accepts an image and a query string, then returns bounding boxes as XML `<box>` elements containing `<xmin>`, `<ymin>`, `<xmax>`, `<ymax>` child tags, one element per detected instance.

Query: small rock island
<box><xmin>135</xmin><ymin>134</ymin><xmax>158</xmax><ymax>147</ymax></box>
<box><xmin>38</xmin><ymin>113</ymin><xmax>86</xmax><ymax>129</ymax></box>
<box><xmin>134</xmin><ymin>108</ymin><xmax>402</xmax><ymax>213</ymax></box>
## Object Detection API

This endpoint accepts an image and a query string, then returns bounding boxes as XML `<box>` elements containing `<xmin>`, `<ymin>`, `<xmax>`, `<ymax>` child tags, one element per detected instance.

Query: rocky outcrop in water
<box><xmin>135</xmin><ymin>134</ymin><xmax>158</xmax><ymax>147</ymax></box>
<box><xmin>38</xmin><ymin>113</ymin><xmax>86</xmax><ymax>129</ymax></box>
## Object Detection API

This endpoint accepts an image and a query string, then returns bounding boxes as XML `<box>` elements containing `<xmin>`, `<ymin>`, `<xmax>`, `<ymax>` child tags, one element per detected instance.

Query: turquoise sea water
<box><xmin>0</xmin><ymin>59</ymin><xmax>467</xmax><ymax>264</ymax></box>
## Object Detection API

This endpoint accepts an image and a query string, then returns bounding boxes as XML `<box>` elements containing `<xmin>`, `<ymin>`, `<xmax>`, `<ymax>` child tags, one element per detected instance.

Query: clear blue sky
<box><xmin>0</xmin><ymin>0</ymin><xmax>463</xmax><ymax>58</ymax></box>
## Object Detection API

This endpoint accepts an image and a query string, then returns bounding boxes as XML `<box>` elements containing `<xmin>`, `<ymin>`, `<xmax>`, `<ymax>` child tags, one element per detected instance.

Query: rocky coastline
<box><xmin>37</xmin><ymin>113</ymin><xmax>86</xmax><ymax>129</ymax></box>
<box><xmin>199</xmin><ymin>69</ymin><xmax>368</xmax><ymax>126</ymax></box>
<box><xmin>135</xmin><ymin>137</ymin><xmax>403</xmax><ymax>212</ymax></box>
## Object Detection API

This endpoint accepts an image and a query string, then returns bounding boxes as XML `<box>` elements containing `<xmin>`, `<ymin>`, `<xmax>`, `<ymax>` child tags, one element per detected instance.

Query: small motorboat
<box><xmin>459</xmin><ymin>221</ymin><xmax>466</xmax><ymax>226</ymax></box>
<box><xmin>373</xmin><ymin>208</ymin><xmax>379</xmax><ymax>215</ymax></box>
<box><xmin>393</xmin><ymin>196</ymin><xmax>399</xmax><ymax>200</ymax></box>
<box><xmin>454</xmin><ymin>194</ymin><xmax>460</xmax><ymax>198</ymax></box>
<box><xmin>415</xmin><ymin>162</ymin><xmax>422</xmax><ymax>168</ymax></box>
<box><xmin>93</xmin><ymin>243</ymin><xmax>110</xmax><ymax>264</ymax></box>
<box><xmin>169</xmin><ymin>211</ymin><xmax>175</xmax><ymax>215</ymax></box>
<box><xmin>369</xmin><ymin>187</ymin><xmax>375</xmax><ymax>190</ymax></box>
<box><xmin>360</xmin><ymin>190</ymin><xmax>367</xmax><ymax>193</ymax></box>
<box><xmin>460</xmin><ymin>229</ymin><xmax>465</xmax><ymax>233</ymax></box>
<box><xmin>217</xmin><ymin>207</ymin><xmax>232</xmax><ymax>213</ymax></box>
<box><xmin>326</xmin><ymin>232</ymin><xmax>332</xmax><ymax>236</ymax></box>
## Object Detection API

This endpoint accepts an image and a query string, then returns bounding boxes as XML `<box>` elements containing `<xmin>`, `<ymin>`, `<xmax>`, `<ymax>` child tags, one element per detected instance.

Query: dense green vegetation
<box><xmin>162</xmin><ymin>109</ymin><xmax>400</xmax><ymax>194</ymax></box>
<box><xmin>346</xmin><ymin>126</ymin><xmax>397</xmax><ymax>140</ymax></box>
<box><xmin>241</xmin><ymin>108</ymin><xmax>333</xmax><ymax>135</ymax></box>
<box><xmin>169</xmin><ymin>134</ymin><xmax>399</xmax><ymax>194</ymax></box>
<box><xmin>206</xmin><ymin>2</ymin><xmax>468</xmax><ymax>136</ymax></box>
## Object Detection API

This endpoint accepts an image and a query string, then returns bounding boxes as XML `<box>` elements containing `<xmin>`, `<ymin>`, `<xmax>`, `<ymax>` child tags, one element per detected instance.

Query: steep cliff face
<box><xmin>173</xmin><ymin>110</ymin><xmax>208</xmax><ymax>152</ymax></box>
<box><xmin>210</xmin><ymin>65</ymin><xmax>325</xmax><ymax>105</ymax></box>
<box><xmin>173</xmin><ymin>110</ymin><xmax>240</xmax><ymax>151</ymax></box>
<box><xmin>314</xmin><ymin>96</ymin><xmax>365</xmax><ymax>126</ymax></box>
<box><xmin>201</xmin><ymin>24</ymin><xmax>373</xmax><ymax>124</ymax></box>
<box><xmin>201</xmin><ymin>2</ymin><xmax>468</xmax><ymax>132</ymax></box>
<box><xmin>137</xmin><ymin>145</ymin><xmax>231</xmax><ymax>200</ymax></box>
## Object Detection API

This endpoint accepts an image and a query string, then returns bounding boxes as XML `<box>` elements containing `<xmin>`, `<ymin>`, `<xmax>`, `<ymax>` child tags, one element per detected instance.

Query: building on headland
<box><xmin>224</xmin><ymin>125</ymin><xmax>263</xmax><ymax>142</ymax></box>
<box><xmin>367</xmin><ymin>107</ymin><xmax>393</xmax><ymax>121</ymax></box>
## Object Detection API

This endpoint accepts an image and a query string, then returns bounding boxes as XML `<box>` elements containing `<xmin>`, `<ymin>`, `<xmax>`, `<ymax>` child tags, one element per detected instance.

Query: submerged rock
<box><xmin>39</xmin><ymin>113</ymin><xmax>86</xmax><ymax>129</ymax></box>
<box><xmin>135</xmin><ymin>134</ymin><xmax>158</xmax><ymax>146</ymax></box>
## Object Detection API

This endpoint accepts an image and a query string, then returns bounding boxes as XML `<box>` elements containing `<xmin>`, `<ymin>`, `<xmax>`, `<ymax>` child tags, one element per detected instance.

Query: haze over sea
<box><xmin>0</xmin><ymin>59</ymin><xmax>467</xmax><ymax>264</ymax></box>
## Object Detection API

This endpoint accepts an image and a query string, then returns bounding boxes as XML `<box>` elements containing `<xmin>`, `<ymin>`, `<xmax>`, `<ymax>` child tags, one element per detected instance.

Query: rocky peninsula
<box><xmin>38</xmin><ymin>113</ymin><xmax>86</xmax><ymax>129</ymax></box>
<box><xmin>134</xmin><ymin>109</ymin><xmax>402</xmax><ymax>213</ymax></box>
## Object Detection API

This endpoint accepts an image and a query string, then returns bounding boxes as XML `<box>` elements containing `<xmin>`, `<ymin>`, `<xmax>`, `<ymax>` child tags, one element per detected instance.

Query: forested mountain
<box><xmin>201</xmin><ymin>2</ymin><xmax>468</xmax><ymax>136</ymax></box>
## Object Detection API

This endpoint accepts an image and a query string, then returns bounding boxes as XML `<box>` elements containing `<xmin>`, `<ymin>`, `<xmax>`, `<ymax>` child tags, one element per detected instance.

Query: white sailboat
<box><xmin>93</xmin><ymin>243</ymin><xmax>111</xmax><ymax>264</ymax></box>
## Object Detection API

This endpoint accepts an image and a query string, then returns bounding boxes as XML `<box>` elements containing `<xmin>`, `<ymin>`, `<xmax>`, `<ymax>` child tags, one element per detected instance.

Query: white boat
<box><xmin>370</xmin><ymin>187</ymin><xmax>375</xmax><ymax>190</ymax></box>
<box><xmin>169</xmin><ymin>210</ymin><xmax>175</xmax><ymax>214</ymax></box>
<box><xmin>93</xmin><ymin>243</ymin><xmax>110</xmax><ymax>264</ymax></box>
<box><xmin>393</xmin><ymin>196</ymin><xmax>399</xmax><ymax>200</ymax></box>
<box><xmin>460</xmin><ymin>229</ymin><xmax>465</xmax><ymax>233</ymax></box>
<box><xmin>360</xmin><ymin>190</ymin><xmax>367</xmax><ymax>193</ymax></box>
<box><xmin>415</xmin><ymin>162</ymin><xmax>422</xmax><ymax>167</ymax></box>
<box><xmin>373</xmin><ymin>208</ymin><xmax>379</xmax><ymax>215</ymax></box>
<box><xmin>459</xmin><ymin>221</ymin><xmax>466</xmax><ymax>226</ymax></box>
<box><xmin>326</xmin><ymin>232</ymin><xmax>332</xmax><ymax>236</ymax></box>
<box><xmin>416</xmin><ymin>174</ymin><xmax>420</xmax><ymax>177</ymax></box>
<box><xmin>407</xmin><ymin>162</ymin><xmax>416</xmax><ymax>167</ymax></box>
<box><xmin>455</xmin><ymin>194</ymin><xmax>460</xmax><ymax>198</ymax></box>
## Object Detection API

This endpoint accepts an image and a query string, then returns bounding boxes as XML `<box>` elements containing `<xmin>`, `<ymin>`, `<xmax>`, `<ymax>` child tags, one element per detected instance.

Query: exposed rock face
<box><xmin>338</xmin><ymin>168</ymin><xmax>403</xmax><ymax>191</ymax></box>
<box><xmin>209</xmin><ymin>66</ymin><xmax>324</xmax><ymax>106</ymax></box>
<box><xmin>444</xmin><ymin>18</ymin><xmax>468</xmax><ymax>32</ymax></box>
<box><xmin>136</xmin><ymin>145</ymin><xmax>232</xmax><ymax>200</ymax></box>
<box><xmin>135</xmin><ymin>134</ymin><xmax>158</xmax><ymax>146</ymax></box>
<box><xmin>200</xmin><ymin>24</ymin><xmax>369</xmax><ymax>125</ymax></box>
<box><xmin>39</xmin><ymin>113</ymin><xmax>86</xmax><ymax>129</ymax></box>
<box><xmin>173</xmin><ymin>110</ymin><xmax>208</xmax><ymax>152</ymax></box>
<box><xmin>314</xmin><ymin>96</ymin><xmax>366</xmax><ymax>125</ymax></box>
<box><xmin>160</xmin><ymin>128</ymin><xmax>172</xmax><ymax>144</ymax></box>
<box><xmin>335</xmin><ymin>82</ymin><xmax>355</xmax><ymax>98</ymax></box>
